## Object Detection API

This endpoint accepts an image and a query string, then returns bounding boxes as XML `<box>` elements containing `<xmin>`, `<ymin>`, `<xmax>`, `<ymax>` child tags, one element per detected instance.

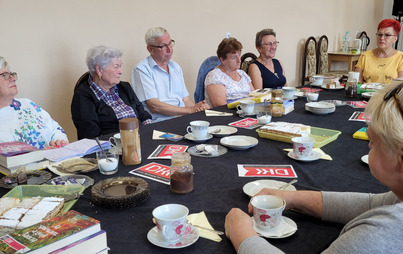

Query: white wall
<box><xmin>0</xmin><ymin>0</ymin><xmax>387</xmax><ymax>141</ymax></box>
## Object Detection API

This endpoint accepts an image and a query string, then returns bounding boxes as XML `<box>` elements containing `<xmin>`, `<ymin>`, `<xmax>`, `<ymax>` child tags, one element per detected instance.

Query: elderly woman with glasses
<box><xmin>355</xmin><ymin>19</ymin><xmax>403</xmax><ymax>84</ymax></box>
<box><xmin>71</xmin><ymin>46</ymin><xmax>152</xmax><ymax>140</ymax></box>
<box><xmin>248</xmin><ymin>29</ymin><xmax>287</xmax><ymax>89</ymax></box>
<box><xmin>225</xmin><ymin>82</ymin><xmax>403</xmax><ymax>253</ymax></box>
<box><xmin>204</xmin><ymin>37</ymin><xmax>254</xmax><ymax>107</ymax></box>
<box><xmin>0</xmin><ymin>57</ymin><xmax>68</xmax><ymax>149</ymax></box>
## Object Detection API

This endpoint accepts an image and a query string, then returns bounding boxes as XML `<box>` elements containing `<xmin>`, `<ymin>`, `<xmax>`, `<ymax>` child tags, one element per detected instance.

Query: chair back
<box><xmin>74</xmin><ymin>71</ymin><xmax>90</xmax><ymax>92</ymax></box>
<box><xmin>317</xmin><ymin>35</ymin><xmax>329</xmax><ymax>75</ymax></box>
<box><xmin>358</xmin><ymin>31</ymin><xmax>370</xmax><ymax>52</ymax></box>
<box><xmin>301</xmin><ymin>36</ymin><xmax>317</xmax><ymax>85</ymax></box>
<box><xmin>240</xmin><ymin>52</ymin><xmax>257</xmax><ymax>73</ymax></box>
<box><xmin>194</xmin><ymin>56</ymin><xmax>221</xmax><ymax>103</ymax></box>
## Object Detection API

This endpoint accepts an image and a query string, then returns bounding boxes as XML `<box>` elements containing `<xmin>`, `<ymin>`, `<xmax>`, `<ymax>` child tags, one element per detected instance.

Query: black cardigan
<box><xmin>71</xmin><ymin>80</ymin><xmax>152</xmax><ymax>139</ymax></box>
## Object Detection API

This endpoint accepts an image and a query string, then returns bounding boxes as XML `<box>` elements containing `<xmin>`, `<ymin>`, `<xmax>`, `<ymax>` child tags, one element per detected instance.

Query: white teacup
<box><xmin>152</xmin><ymin>204</ymin><xmax>189</xmax><ymax>242</ymax></box>
<box><xmin>291</xmin><ymin>136</ymin><xmax>315</xmax><ymax>159</ymax></box>
<box><xmin>109</xmin><ymin>133</ymin><xmax>122</xmax><ymax>151</ymax></box>
<box><xmin>186</xmin><ymin>120</ymin><xmax>210</xmax><ymax>140</ymax></box>
<box><xmin>282</xmin><ymin>87</ymin><xmax>296</xmax><ymax>100</ymax></box>
<box><xmin>251</xmin><ymin>195</ymin><xmax>286</xmax><ymax>231</ymax></box>
<box><xmin>312</xmin><ymin>75</ymin><xmax>324</xmax><ymax>86</ymax></box>
<box><xmin>236</xmin><ymin>100</ymin><xmax>255</xmax><ymax>115</ymax></box>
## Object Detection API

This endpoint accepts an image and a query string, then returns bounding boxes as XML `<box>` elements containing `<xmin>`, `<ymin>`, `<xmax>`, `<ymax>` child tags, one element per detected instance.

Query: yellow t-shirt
<box><xmin>355</xmin><ymin>50</ymin><xmax>403</xmax><ymax>84</ymax></box>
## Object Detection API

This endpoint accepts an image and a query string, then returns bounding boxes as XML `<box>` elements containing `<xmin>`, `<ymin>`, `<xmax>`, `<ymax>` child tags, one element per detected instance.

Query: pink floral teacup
<box><xmin>153</xmin><ymin>204</ymin><xmax>189</xmax><ymax>242</ymax></box>
<box><xmin>251</xmin><ymin>195</ymin><xmax>286</xmax><ymax>231</ymax></box>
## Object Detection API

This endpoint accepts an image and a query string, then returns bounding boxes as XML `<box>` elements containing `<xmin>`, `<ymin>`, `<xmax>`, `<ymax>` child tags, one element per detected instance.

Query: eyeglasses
<box><xmin>0</xmin><ymin>72</ymin><xmax>18</xmax><ymax>81</ymax></box>
<box><xmin>263</xmin><ymin>41</ymin><xmax>279</xmax><ymax>47</ymax></box>
<box><xmin>383</xmin><ymin>83</ymin><xmax>403</xmax><ymax>117</ymax></box>
<box><xmin>376</xmin><ymin>33</ymin><xmax>396</xmax><ymax>39</ymax></box>
<box><xmin>149</xmin><ymin>40</ymin><xmax>175</xmax><ymax>51</ymax></box>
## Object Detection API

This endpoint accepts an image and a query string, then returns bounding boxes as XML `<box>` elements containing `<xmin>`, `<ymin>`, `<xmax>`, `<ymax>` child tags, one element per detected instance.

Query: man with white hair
<box><xmin>132</xmin><ymin>27</ymin><xmax>209</xmax><ymax>122</ymax></box>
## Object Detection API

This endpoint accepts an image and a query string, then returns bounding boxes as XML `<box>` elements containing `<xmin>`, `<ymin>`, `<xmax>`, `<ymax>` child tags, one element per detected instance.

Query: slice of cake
<box><xmin>0</xmin><ymin>197</ymin><xmax>20</xmax><ymax>216</ymax></box>
<box><xmin>259</xmin><ymin>122</ymin><xmax>311</xmax><ymax>137</ymax></box>
<box><xmin>16</xmin><ymin>197</ymin><xmax>41</xmax><ymax>209</ymax></box>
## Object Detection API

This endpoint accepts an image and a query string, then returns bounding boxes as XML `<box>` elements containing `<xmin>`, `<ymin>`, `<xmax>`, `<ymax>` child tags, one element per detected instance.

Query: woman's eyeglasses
<box><xmin>376</xmin><ymin>33</ymin><xmax>396</xmax><ymax>39</ymax></box>
<box><xmin>263</xmin><ymin>41</ymin><xmax>279</xmax><ymax>48</ymax></box>
<box><xmin>383</xmin><ymin>83</ymin><xmax>403</xmax><ymax>117</ymax></box>
<box><xmin>0</xmin><ymin>72</ymin><xmax>18</xmax><ymax>81</ymax></box>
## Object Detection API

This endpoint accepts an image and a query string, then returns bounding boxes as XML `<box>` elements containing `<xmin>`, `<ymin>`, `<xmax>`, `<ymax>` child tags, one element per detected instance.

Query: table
<box><xmin>328</xmin><ymin>52</ymin><xmax>361</xmax><ymax>72</ymax></box>
<box><xmin>0</xmin><ymin>89</ymin><xmax>388</xmax><ymax>253</ymax></box>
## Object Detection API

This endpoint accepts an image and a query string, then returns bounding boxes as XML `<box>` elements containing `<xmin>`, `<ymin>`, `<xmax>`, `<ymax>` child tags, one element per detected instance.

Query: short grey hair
<box><xmin>255</xmin><ymin>29</ymin><xmax>276</xmax><ymax>47</ymax></box>
<box><xmin>0</xmin><ymin>56</ymin><xmax>9</xmax><ymax>70</ymax></box>
<box><xmin>86</xmin><ymin>46</ymin><xmax>123</xmax><ymax>77</ymax></box>
<box><xmin>145</xmin><ymin>27</ymin><xmax>168</xmax><ymax>45</ymax></box>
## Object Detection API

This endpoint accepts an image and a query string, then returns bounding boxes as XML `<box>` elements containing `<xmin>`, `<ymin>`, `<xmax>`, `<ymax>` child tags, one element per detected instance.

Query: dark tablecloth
<box><xmin>0</xmin><ymin>89</ymin><xmax>388</xmax><ymax>253</ymax></box>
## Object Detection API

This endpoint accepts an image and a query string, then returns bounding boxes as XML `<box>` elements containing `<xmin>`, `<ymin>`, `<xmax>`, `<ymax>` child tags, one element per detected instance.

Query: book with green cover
<box><xmin>353</xmin><ymin>127</ymin><xmax>369</xmax><ymax>140</ymax></box>
<box><xmin>0</xmin><ymin>210</ymin><xmax>101</xmax><ymax>253</ymax></box>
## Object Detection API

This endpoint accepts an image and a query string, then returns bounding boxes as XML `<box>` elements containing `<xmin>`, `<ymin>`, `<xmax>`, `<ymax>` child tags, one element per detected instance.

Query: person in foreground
<box><xmin>204</xmin><ymin>37</ymin><xmax>254</xmax><ymax>107</ymax></box>
<box><xmin>71</xmin><ymin>46</ymin><xmax>152</xmax><ymax>139</ymax></box>
<box><xmin>248</xmin><ymin>29</ymin><xmax>287</xmax><ymax>89</ymax></box>
<box><xmin>0</xmin><ymin>57</ymin><xmax>68</xmax><ymax>149</ymax></box>
<box><xmin>225</xmin><ymin>82</ymin><xmax>403</xmax><ymax>253</ymax></box>
<box><xmin>131</xmin><ymin>27</ymin><xmax>210</xmax><ymax>122</ymax></box>
<box><xmin>354</xmin><ymin>19</ymin><xmax>403</xmax><ymax>84</ymax></box>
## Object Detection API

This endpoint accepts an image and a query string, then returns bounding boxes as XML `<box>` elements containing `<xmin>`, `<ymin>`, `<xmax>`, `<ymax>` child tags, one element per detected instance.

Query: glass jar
<box><xmin>119</xmin><ymin>118</ymin><xmax>141</xmax><ymax>165</ymax></box>
<box><xmin>345</xmin><ymin>79</ymin><xmax>357</xmax><ymax>98</ymax></box>
<box><xmin>270</xmin><ymin>89</ymin><xmax>283</xmax><ymax>117</ymax></box>
<box><xmin>170</xmin><ymin>152</ymin><xmax>193</xmax><ymax>194</ymax></box>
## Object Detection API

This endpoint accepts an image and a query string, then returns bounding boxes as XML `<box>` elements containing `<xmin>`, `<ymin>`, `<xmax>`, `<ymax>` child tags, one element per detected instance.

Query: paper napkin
<box><xmin>284</xmin><ymin>148</ymin><xmax>332</xmax><ymax>160</ymax></box>
<box><xmin>205</xmin><ymin>110</ymin><xmax>233</xmax><ymax>116</ymax></box>
<box><xmin>187</xmin><ymin>211</ymin><xmax>222</xmax><ymax>242</ymax></box>
<box><xmin>152</xmin><ymin>130</ymin><xmax>166</xmax><ymax>140</ymax></box>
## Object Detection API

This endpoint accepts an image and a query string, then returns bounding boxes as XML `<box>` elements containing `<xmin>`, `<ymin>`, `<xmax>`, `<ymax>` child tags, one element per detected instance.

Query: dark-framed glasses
<box><xmin>0</xmin><ymin>72</ymin><xmax>18</xmax><ymax>80</ymax></box>
<box><xmin>263</xmin><ymin>41</ymin><xmax>279</xmax><ymax>47</ymax></box>
<box><xmin>149</xmin><ymin>40</ymin><xmax>175</xmax><ymax>51</ymax></box>
<box><xmin>383</xmin><ymin>83</ymin><xmax>403</xmax><ymax>117</ymax></box>
<box><xmin>376</xmin><ymin>33</ymin><xmax>396</xmax><ymax>39</ymax></box>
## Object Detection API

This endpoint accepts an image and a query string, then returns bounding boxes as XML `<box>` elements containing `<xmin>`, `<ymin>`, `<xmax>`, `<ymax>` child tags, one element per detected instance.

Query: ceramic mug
<box><xmin>109</xmin><ymin>133</ymin><xmax>122</xmax><ymax>152</ymax></box>
<box><xmin>251</xmin><ymin>195</ymin><xmax>286</xmax><ymax>231</ymax></box>
<box><xmin>282</xmin><ymin>87</ymin><xmax>296</xmax><ymax>100</ymax></box>
<box><xmin>291</xmin><ymin>136</ymin><xmax>315</xmax><ymax>159</ymax></box>
<box><xmin>186</xmin><ymin>120</ymin><xmax>210</xmax><ymax>140</ymax></box>
<box><xmin>236</xmin><ymin>100</ymin><xmax>255</xmax><ymax>115</ymax></box>
<box><xmin>152</xmin><ymin>204</ymin><xmax>189</xmax><ymax>242</ymax></box>
<box><xmin>312</xmin><ymin>75</ymin><xmax>324</xmax><ymax>86</ymax></box>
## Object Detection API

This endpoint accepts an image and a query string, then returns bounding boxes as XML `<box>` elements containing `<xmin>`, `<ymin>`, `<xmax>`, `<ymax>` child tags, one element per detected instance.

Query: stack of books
<box><xmin>0</xmin><ymin>141</ymin><xmax>49</xmax><ymax>175</ymax></box>
<box><xmin>0</xmin><ymin>210</ymin><xmax>108</xmax><ymax>253</ymax></box>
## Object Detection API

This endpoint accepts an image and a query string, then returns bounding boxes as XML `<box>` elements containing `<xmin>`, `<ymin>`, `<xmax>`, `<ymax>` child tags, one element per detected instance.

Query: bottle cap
<box><xmin>119</xmin><ymin>118</ymin><xmax>139</xmax><ymax>130</ymax></box>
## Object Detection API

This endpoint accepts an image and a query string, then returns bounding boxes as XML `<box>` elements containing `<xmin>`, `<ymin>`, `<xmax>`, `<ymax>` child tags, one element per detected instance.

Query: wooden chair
<box><xmin>240</xmin><ymin>52</ymin><xmax>257</xmax><ymax>73</ymax></box>
<box><xmin>74</xmin><ymin>71</ymin><xmax>90</xmax><ymax>92</ymax></box>
<box><xmin>358</xmin><ymin>31</ymin><xmax>370</xmax><ymax>52</ymax></box>
<box><xmin>317</xmin><ymin>35</ymin><xmax>348</xmax><ymax>79</ymax></box>
<box><xmin>301</xmin><ymin>36</ymin><xmax>317</xmax><ymax>86</ymax></box>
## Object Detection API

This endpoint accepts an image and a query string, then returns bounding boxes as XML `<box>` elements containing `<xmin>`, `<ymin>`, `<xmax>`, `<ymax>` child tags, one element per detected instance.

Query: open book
<box><xmin>43</xmin><ymin>138</ymin><xmax>111</xmax><ymax>162</ymax></box>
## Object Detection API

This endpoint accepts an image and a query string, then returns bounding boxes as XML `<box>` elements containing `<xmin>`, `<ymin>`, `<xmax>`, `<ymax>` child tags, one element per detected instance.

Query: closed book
<box><xmin>227</xmin><ymin>94</ymin><xmax>271</xmax><ymax>109</ymax></box>
<box><xmin>50</xmin><ymin>230</ymin><xmax>108</xmax><ymax>254</ymax></box>
<box><xmin>0</xmin><ymin>142</ymin><xmax>44</xmax><ymax>168</ymax></box>
<box><xmin>0</xmin><ymin>159</ymin><xmax>50</xmax><ymax>176</ymax></box>
<box><xmin>0</xmin><ymin>210</ymin><xmax>101</xmax><ymax>254</ymax></box>
<box><xmin>43</xmin><ymin>138</ymin><xmax>111</xmax><ymax>162</ymax></box>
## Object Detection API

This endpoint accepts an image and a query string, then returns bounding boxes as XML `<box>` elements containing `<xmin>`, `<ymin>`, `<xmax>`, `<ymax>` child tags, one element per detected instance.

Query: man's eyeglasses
<box><xmin>149</xmin><ymin>40</ymin><xmax>175</xmax><ymax>51</ymax></box>
<box><xmin>383</xmin><ymin>83</ymin><xmax>403</xmax><ymax>117</ymax></box>
<box><xmin>263</xmin><ymin>41</ymin><xmax>279</xmax><ymax>47</ymax></box>
<box><xmin>0</xmin><ymin>72</ymin><xmax>18</xmax><ymax>81</ymax></box>
<box><xmin>376</xmin><ymin>33</ymin><xmax>396</xmax><ymax>39</ymax></box>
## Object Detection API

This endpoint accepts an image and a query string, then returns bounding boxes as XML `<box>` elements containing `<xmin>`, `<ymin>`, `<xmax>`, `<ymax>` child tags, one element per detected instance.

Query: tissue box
<box><xmin>283</xmin><ymin>100</ymin><xmax>294</xmax><ymax>115</ymax></box>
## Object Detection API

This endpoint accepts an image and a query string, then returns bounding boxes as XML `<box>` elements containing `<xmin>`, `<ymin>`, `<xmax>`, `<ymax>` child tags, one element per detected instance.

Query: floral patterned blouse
<box><xmin>0</xmin><ymin>98</ymin><xmax>68</xmax><ymax>149</ymax></box>
<box><xmin>204</xmin><ymin>67</ymin><xmax>252</xmax><ymax>107</ymax></box>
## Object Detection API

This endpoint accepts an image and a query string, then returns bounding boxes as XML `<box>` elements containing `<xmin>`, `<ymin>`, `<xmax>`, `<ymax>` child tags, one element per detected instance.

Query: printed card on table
<box><xmin>237</xmin><ymin>164</ymin><xmax>297</xmax><ymax>178</ymax></box>
<box><xmin>148</xmin><ymin>144</ymin><xmax>188</xmax><ymax>159</ymax></box>
<box><xmin>129</xmin><ymin>162</ymin><xmax>170</xmax><ymax>185</ymax></box>
<box><xmin>348</xmin><ymin>111</ymin><xmax>366</xmax><ymax>122</ymax></box>
<box><xmin>229</xmin><ymin>118</ymin><xmax>259</xmax><ymax>129</ymax></box>
<box><xmin>346</xmin><ymin>101</ymin><xmax>367</xmax><ymax>108</ymax></box>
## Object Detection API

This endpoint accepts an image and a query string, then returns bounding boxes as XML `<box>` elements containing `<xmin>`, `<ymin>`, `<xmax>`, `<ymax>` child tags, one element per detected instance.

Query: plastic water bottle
<box><xmin>341</xmin><ymin>31</ymin><xmax>350</xmax><ymax>53</ymax></box>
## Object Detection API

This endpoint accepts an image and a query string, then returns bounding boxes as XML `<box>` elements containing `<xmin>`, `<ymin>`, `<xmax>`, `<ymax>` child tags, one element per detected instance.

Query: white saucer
<box><xmin>184</xmin><ymin>133</ymin><xmax>213</xmax><ymax>142</ymax></box>
<box><xmin>287</xmin><ymin>151</ymin><xmax>322</xmax><ymax>161</ymax></box>
<box><xmin>147</xmin><ymin>225</ymin><xmax>199</xmax><ymax>249</ymax></box>
<box><xmin>252</xmin><ymin>216</ymin><xmax>297</xmax><ymax>239</ymax></box>
<box><xmin>220</xmin><ymin>135</ymin><xmax>258</xmax><ymax>150</ymax></box>
<box><xmin>243</xmin><ymin>180</ymin><xmax>297</xmax><ymax>197</ymax></box>
<box><xmin>208</xmin><ymin>125</ymin><xmax>238</xmax><ymax>137</ymax></box>
<box><xmin>236</xmin><ymin>110</ymin><xmax>257</xmax><ymax>116</ymax></box>
<box><xmin>320</xmin><ymin>84</ymin><xmax>344</xmax><ymax>90</ymax></box>
<box><xmin>361</xmin><ymin>154</ymin><xmax>369</xmax><ymax>164</ymax></box>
